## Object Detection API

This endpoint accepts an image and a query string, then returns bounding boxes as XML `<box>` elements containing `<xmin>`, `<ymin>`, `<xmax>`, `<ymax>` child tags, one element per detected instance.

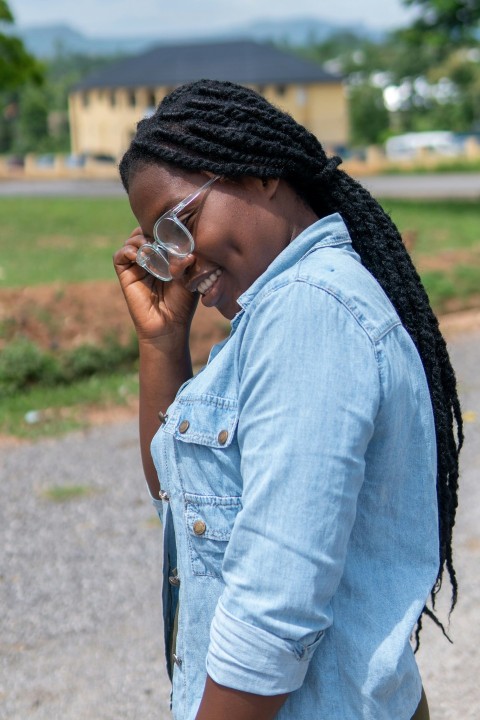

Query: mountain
<box><xmin>1</xmin><ymin>18</ymin><xmax>386</xmax><ymax>59</ymax></box>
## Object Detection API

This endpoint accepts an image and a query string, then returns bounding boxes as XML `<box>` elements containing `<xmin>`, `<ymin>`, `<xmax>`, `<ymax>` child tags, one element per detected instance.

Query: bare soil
<box><xmin>1</xmin><ymin>279</ymin><xmax>479</xmax><ymax>434</ymax></box>
<box><xmin>0</xmin><ymin>280</ymin><xmax>228</xmax><ymax>366</ymax></box>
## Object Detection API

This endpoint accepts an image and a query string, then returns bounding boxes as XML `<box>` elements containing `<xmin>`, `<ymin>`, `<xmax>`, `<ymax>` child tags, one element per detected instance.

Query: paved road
<box><xmin>1</xmin><ymin>174</ymin><xmax>480</xmax><ymax>199</ymax></box>
<box><xmin>1</xmin><ymin>329</ymin><xmax>479</xmax><ymax>719</ymax></box>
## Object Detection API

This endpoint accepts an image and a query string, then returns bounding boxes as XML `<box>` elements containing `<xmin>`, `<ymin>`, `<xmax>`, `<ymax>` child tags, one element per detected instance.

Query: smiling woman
<box><xmin>113</xmin><ymin>80</ymin><xmax>461</xmax><ymax>720</ymax></box>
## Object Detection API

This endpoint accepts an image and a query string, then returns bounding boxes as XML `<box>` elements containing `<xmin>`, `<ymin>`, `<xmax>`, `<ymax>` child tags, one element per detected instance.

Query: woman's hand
<box><xmin>113</xmin><ymin>227</ymin><xmax>198</xmax><ymax>343</ymax></box>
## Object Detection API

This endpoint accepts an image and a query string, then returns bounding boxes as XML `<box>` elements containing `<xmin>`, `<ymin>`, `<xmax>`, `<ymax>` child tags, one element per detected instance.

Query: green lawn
<box><xmin>0</xmin><ymin>195</ymin><xmax>478</xmax><ymax>438</ymax></box>
<box><xmin>380</xmin><ymin>199</ymin><xmax>479</xmax><ymax>254</ymax></box>
<box><xmin>0</xmin><ymin>195</ymin><xmax>478</xmax><ymax>288</ymax></box>
<box><xmin>0</xmin><ymin>197</ymin><xmax>136</xmax><ymax>287</ymax></box>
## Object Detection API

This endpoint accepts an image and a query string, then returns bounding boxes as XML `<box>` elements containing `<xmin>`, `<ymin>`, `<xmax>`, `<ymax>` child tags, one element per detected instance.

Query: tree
<box><xmin>401</xmin><ymin>0</ymin><xmax>480</xmax><ymax>49</ymax></box>
<box><xmin>348</xmin><ymin>81</ymin><xmax>390</xmax><ymax>146</ymax></box>
<box><xmin>0</xmin><ymin>0</ymin><xmax>43</xmax><ymax>90</ymax></box>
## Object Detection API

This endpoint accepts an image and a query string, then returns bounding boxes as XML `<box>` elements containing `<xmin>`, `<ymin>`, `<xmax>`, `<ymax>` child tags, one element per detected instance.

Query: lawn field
<box><xmin>1</xmin><ymin>196</ymin><xmax>478</xmax><ymax>311</ymax></box>
<box><xmin>0</xmin><ymin>195</ymin><xmax>478</xmax><ymax>438</ymax></box>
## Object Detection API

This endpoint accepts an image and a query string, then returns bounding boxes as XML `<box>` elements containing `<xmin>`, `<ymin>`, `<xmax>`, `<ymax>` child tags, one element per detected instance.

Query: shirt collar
<box><xmin>231</xmin><ymin>213</ymin><xmax>351</xmax><ymax>326</ymax></box>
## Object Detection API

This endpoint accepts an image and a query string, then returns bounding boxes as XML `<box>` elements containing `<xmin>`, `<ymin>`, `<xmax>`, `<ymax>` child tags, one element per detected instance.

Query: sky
<box><xmin>7</xmin><ymin>0</ymin><xmax>418</xmax><ymax>37</ymax></box>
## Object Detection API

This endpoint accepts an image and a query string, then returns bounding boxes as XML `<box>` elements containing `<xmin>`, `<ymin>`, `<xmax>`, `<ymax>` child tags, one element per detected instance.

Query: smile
<box><xmin>197</xmin><ymin>269</ymin><xmax>222</xmax><ymax>295</ymax></box>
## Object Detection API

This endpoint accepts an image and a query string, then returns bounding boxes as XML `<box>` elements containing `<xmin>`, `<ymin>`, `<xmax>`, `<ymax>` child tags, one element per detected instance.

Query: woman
<box><xmin>113</xmin><ymin>80</ymin><xmax>462</xmax><ymax>720</ymax></box>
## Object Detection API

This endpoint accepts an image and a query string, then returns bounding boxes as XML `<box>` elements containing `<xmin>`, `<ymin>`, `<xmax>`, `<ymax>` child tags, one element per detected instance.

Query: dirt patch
<box><xmin>1</xmin><ymin>278</ymin><xmax>478</xmax><ymax>358</ymax></box>
<box><xmin>0</xmin><ymin>279</ymin><xmax>478</xmax><ymax>438</ymax></box>
<box><xmin>0</xmin><ymin>280</ymin><xmax>228</xmax><ymax>367</ymax></box>
<box><xmin>415</xmin><ymin>246</ymin><xmax>480</xmax><ymax>273</ymax></box>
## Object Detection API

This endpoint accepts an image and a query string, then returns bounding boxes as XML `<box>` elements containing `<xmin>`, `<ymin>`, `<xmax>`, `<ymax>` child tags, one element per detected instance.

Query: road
<box><xmin>1</xmin><ymin>324</ymin><xmax>479</xmax><ymax>719</ymax></box>
<box><xmin>1</xmin><ymin>174</ymin><xmax>480</xmax><ymax>198</ymax></box>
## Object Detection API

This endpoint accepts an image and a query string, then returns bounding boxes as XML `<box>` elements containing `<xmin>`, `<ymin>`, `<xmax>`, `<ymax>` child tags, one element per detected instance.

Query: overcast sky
<box><xmin>7</xmin><ymin>0</ymin><xmax>418</xmax><ymax>37</ymax></box>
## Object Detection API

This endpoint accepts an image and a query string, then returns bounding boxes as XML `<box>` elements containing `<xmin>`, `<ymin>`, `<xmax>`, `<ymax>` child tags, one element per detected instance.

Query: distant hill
<box><xmin>1</xmin><ymin>18</ymin><xmax>386</xmax><ymax>58</ymax></box>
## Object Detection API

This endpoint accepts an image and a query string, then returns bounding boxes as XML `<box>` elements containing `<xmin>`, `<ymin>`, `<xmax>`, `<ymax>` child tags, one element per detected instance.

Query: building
<box><xmin>68</xmin><ymin>40</ymin><xmax>347</xmax><ymax>159</ymax></box>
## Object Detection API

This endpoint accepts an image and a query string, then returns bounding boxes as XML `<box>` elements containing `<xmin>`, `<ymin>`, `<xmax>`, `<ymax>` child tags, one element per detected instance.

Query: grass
<box><xmin>0</xmin><ymin>197</ymin><xmax>135</xmax><ymax>287</ymax></box>
<box><xmin>378</xmin><ymin>199</ymin><xmax>479</xmax><ymax>254</ymax></box>
<box><xmin>43</xmin><ymin>484</ymin><xmax>94</xmax><ymax>502</ymax></box>
<box><xmin>380</xmin><ymin>158</ymin><xmax>480</xmax><ymax>175</ymax></box>
<box><xmin>0</xmin><ymin>195</ymin><xmax>479</xmax><ymax>438</ymax></box>
<box><xmin>0</xmin><ymin>372</ymin><xmax>138</xmax><ymax>440</ymax></box>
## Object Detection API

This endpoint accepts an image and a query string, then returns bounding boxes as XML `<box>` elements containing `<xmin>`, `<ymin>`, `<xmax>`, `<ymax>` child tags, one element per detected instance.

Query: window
<box><xmin>147</xmin><ymin>90</ymin><xmax>157</xmax><ymax>108</ymax></box>
<box><xmin>296</xmin><ymin>86</ymin><xmax>307</xmax><ymax>107</ymax></box>
<box><xmin>110</xmin><ymin>91</ymin><xmax>117</xmax><ymax>107</ymax></box>
<box><xmin>127</xmin><ymin>90</ymin><xmax>136</xmax><ymax>107</ymax></box>
<box><xmin>276</xmin><ymin>84</ymin><xmax>286</xmax><ymax>96</ymax></box>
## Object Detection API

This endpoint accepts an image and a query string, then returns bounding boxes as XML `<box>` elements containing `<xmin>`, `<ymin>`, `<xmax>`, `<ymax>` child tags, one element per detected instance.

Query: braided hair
<box><xmin>120</xmin><ymin>79</ymin><xmax>463</xmax><ymax>644</ymax></box>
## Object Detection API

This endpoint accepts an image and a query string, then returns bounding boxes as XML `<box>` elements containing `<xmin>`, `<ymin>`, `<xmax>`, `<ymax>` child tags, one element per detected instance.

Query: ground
<box><xmin>0</xmin><ymin>280</ymin><xmax>229</xmax><ymax>366</ymax></box>
<box><xmin>2</xmin><ymin>276</ymin><xmax>480</xmax><ymax>358</ymax></box>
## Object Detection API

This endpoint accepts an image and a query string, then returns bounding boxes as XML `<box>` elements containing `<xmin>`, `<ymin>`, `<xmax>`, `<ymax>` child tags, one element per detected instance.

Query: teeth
<box><xmin>198</xmin><ymin>269</ymin><xmax>222</xmax><ymax>295</ymax></box>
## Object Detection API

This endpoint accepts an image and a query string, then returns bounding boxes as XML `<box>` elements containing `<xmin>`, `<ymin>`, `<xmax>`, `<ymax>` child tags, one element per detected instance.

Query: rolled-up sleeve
<box><xmin>206</xmin><ymin>280</ymin><xmax>381</xmax><ymax>694</ymax></box>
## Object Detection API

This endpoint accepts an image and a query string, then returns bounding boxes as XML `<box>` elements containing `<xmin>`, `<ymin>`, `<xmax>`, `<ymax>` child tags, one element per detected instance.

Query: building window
<box><xmin>110</xmin><ymin>91</ymin><xmax>117</xmax><ymax>107</ymax></box>
<box><xmin>276</xmin><ymin>84</ymin><xmax>286</xmax><ymax>96</ymax></box>
<box><xmin>147</xmin><ymin>90</ymin><xmax>157</xmax><ymax>108</ymax></box>
<box><xmin>296</xmin><ymin>86</ymin><xmax>307</xmax><ymax>107</ymax></box>
<box><xmin>127</xmin><ymin>90</ymin><xmax>136</xmax><ymax>107</ymax></box>
<box><xmin>82</xmin><ymin>92</ymin><xmax>90</xmax><ymax>107</ymax></box>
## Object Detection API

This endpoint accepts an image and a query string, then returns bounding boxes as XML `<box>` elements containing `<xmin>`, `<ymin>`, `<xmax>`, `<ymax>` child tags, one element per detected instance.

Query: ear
<box><xmin>244</xmin><ymin>176</ymin><xmax>280</xmax><ymax>200</ymax></box>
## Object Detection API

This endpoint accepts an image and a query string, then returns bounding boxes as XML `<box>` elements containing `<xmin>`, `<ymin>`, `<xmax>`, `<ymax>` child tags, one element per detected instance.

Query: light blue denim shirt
<box><xmin>150</xmin><ymin>213</ymin><xmax>439</xmax><ymax>720</ymax></box>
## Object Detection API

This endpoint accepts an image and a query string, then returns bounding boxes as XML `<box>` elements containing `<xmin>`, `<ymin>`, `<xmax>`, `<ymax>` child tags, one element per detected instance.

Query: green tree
<box><xmin>402</xmin><ymin>0</ymin><xmax>480</xmax><ymax>45</ymax></box>
<box><xmin>0</xmin><ymin>0</ymin><xmax>44</xmax><ymax>152</ymax></box>
<box><xmin>348</xmin><ymin>81</ymin><xmax>390</xmax><ymax>146</ymax></box>
<box><xmin>0</xmin><ymin>0</ymin><xmax>43</xmax><ymax>90</ymax></box>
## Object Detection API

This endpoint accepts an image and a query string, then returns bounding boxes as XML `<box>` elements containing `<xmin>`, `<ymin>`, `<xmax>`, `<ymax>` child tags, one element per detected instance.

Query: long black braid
<box><xmin>120</xmin><ymin>79</ymin><xmax>463</xmax><ymax>644</ymax></box>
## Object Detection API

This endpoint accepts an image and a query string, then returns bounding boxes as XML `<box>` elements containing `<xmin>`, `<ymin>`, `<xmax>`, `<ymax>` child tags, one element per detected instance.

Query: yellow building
<box><xmin>69</xmin><ymin>40</ymin><xmax>348</xmax><ymax>160</ymax></box>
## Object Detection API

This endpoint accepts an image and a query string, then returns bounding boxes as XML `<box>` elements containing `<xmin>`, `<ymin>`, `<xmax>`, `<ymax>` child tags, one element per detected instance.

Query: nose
<box><xmin>168</xmin><ymin>253</ymin><xmax>195</xmax><ymax>280</ymax></box>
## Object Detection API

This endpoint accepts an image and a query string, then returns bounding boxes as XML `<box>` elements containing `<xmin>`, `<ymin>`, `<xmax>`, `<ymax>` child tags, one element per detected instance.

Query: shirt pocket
<box><xmin>169</xmin><ymin>393</ymin><xmax>238</xmax><ymax>449</ymax></box>
<box><xmin>184</xmin><ymin>493</ymin><xmax>242</xmax><ymax>578</ymax></box>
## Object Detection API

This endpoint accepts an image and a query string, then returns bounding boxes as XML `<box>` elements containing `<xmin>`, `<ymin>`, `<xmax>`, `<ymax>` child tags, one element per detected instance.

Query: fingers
<box><xmin>113</xmin><ymin>227</ymin><xmax>146</xmax><ymax>272</ymax></box>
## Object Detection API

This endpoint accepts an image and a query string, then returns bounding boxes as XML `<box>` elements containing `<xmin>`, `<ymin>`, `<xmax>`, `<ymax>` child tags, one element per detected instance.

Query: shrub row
<box><xmin>0</xmin><ymin>335</ymin><xmax>139</xmax><ymax>396</ymax></box>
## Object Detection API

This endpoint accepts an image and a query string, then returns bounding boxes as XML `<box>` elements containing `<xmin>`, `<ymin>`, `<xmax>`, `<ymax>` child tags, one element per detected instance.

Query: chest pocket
<box><xmin>169</xmin><ymin>392</ymin><xmax>238</xmax><ymax>449</ymax></box>
<box><xmin>184</xmin><ymin>493</ymin><xmax>242</xmax><ymax>578</ymax></box>
<box><xmin>165</xmin><ymin>393</ymin><xmax>242</xmax><ymax>578</ymax></box>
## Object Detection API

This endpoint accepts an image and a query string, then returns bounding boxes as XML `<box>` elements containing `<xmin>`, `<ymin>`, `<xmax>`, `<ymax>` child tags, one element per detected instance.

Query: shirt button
<box><xmin>217</xmin><ymin>430</ymin><xmax>229</xmax><ymax>445</ymax></box>
<box><xmin>193</xmin><ymin>519</ymin><xmax>206</xmax><ymax>536</ymax></box>
<box><xmin>168</xmin><ymin>569</ymin><xmax>180</xmax><ymax>586</ymax></box>
<box><xmin>179</xmin><ymin>420</ymin><xmax>190</xmax><ymax>434</ymax></box>
<box><xmin>159</xmin><ymin>489</ymin><xmax>170</xmax><ymax>502</ymax></box>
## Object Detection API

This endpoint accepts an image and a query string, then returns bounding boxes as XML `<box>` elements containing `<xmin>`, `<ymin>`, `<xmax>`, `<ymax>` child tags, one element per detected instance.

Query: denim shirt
<box><xmin>150</xmin><ymin>214</ymin><xmax>438</xmax><ymax>720</ymax></box>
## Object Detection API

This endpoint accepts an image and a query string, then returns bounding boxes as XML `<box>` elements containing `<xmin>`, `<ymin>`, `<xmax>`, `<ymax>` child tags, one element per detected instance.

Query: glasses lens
<box><xmin>154</xmin><ymin>217</ymin><xmax>194</xmax><ymax>256</ymax></box>
<box><xmin>136</xmin><ymin>244</ymin><xmax>172</xmax><ymax>281</ymax></box>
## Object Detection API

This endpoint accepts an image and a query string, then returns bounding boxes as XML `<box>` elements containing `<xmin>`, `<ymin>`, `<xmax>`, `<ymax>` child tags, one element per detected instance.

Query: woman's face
<box><xmin>128</xmin><ymin>163</ymin><xmax>316</xmax><ymax>319</ymax></box>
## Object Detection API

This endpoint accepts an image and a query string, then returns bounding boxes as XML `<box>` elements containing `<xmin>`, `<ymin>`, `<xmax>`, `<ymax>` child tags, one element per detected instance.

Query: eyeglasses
<box><xmin>136</xmin><ymin>175</ymin><xmax>219</xmax><ymax>281</ymax></box>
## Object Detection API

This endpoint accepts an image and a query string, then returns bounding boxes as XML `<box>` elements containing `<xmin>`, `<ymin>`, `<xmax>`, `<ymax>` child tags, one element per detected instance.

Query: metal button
<box><xmin>172</xmin><ymin>653</ymin><xmax>182</xmax><ymax>667</ymax></box>
<box><xmin>179</xmin><ymin>420</ymin><xmax>190</xmax><ymax>434</ymax></box>
<box><xmin>218</xmin><ymin>430</ymin><xmax>229</xmax><ymax>445</ymax></box>
<box><xmin>193</xmin><ymin>519</ymin><xmax>206</xmax><ymax>536</ymax></box>
<box><xmin>158</xmin><ymin>411</ymin><xmax>168</xmax><ymax>424</ymax></box>
<box><xmin>159</xmin><ymin>489</ymin><xmax>170</xmax><ymax>502</ymax></box>
<box><xmin>168</xmin><ymin>569</ymin><xmax>180</xmax><ymax>587</ymax></box>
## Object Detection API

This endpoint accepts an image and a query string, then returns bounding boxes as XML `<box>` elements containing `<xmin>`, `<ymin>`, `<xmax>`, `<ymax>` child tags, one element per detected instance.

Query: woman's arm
<box><xmin>113</xmin><ymin>227</ymin><xmax>197</xmax><ymax>495</ymax></box>
<box><xmin>195</xmin><ymin>676</ymin><xmax>288</xmax><ymax>720</ymax></box>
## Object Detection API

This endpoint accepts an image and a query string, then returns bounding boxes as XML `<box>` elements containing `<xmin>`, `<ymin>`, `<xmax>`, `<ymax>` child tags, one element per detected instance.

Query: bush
<box><xmin>0</xmin><ymin>339</ymin><xmax>62</xmax><ymax>395</ymax></box>
<box><xmin>0</xmin><ymin>334</ymin><xmax>138</xmax><ymax>397</ymax></box>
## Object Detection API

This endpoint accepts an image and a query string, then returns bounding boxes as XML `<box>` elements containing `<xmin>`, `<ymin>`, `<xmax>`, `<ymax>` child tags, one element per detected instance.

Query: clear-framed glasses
<box><xmin>136</xmin><ymin>175</ymin><xmax>219</xmax><ymax>281</ymax></box>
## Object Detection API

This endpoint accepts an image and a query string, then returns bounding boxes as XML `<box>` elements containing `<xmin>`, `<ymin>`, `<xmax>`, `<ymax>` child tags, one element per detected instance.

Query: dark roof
<box><xmin>74</xmin><ymin>40</ymin><xmax>340</xmax><ymax>90</ymax></box>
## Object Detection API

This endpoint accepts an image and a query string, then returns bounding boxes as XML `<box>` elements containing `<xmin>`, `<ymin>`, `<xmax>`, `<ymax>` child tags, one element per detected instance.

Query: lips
<box><xmin>196</xmin><ymin>269</ymin><xmax>222</xmax><ymax>295</ymax></box>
